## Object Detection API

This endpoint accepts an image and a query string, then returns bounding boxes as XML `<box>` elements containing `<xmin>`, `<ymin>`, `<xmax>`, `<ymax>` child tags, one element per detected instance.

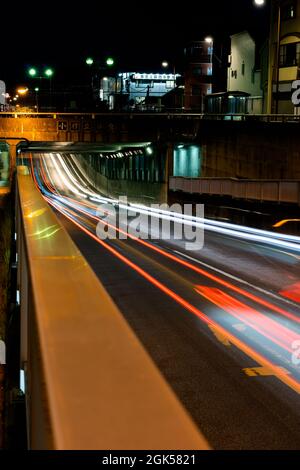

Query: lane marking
<box><xmin>195</xmin><ymin>286</ymin><xmax>297</xmax><ymax>353</ymax></box>
<box><xmin>243</xmin><ymin>366</ymin><xmax>291</xmax><ymax>377</ymax></box>
<box><xmin>36</xmin><ymin>159</ymin><xmax>300</xmax><ymax>323</ymax></box>
<box><xmin>173</xmin><ymin>249</ymin><xmax>300</xmax><ymax>310</ymax></box>
<box><xmin>208</xmin><ymin>325</ymin><xmax>231</xmax><ymax>347</ymax></box>
<box><xmin>44</xmin><ymin>196</ymin><xmax>300</xmax><ymax>396</ymax></box>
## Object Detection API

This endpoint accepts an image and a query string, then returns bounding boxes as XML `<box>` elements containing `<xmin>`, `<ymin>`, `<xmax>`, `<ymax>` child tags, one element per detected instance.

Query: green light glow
<box><xmin>106</xmin><ymin>57</ymin><xmax>114</xmax><ymax>66</ymax></box>
<box><xmin>28</xmin><ymin>68</ymin><xmax>37</xmax><ymax>77</ymax></box>
<box><xmin>44</xmin><ymin>68</ymin><xmax>54</xmax><ymax>77</ymax></box>
<box><xmin>86</xmin><ymin>57</ymin><xmax>94</xmax><ymax>65</ymax></box>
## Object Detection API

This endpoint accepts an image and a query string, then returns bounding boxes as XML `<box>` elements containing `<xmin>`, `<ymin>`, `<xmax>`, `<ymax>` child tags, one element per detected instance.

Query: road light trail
<box><xmin>36</xmin><ymin>154</ymin><xmax>300</xmax><ymax>325</ymax></box>
<box><xmin>43</xmin><ymin>193</ymin><xmax>300</xmax><ymax>395</ymax></box>
<box><xmin>28</xmin><ymin>153</ymin><xmax>300</xmax><ymax>395</ymax></box>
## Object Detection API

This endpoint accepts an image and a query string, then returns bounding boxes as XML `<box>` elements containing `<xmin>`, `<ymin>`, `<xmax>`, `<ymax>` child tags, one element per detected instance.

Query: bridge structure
<box><xmin>1</xmin><ymin>111</ymin><xmax>300</xmax><ymax>198</ymax></box>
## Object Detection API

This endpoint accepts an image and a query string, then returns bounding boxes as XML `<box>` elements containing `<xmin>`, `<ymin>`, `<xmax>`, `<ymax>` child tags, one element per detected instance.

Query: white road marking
<box><xmin>172</xmin><ymin>249</ymin><xmax>300</xmax><ymax>309</ymax></box>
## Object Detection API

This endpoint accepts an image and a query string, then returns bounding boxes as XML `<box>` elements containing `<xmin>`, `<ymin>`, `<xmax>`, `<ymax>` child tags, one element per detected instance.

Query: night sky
<box><xmin>2</xmin><ymin>0</ymin><xmax>270</xmax><ymax>92</ymax></box>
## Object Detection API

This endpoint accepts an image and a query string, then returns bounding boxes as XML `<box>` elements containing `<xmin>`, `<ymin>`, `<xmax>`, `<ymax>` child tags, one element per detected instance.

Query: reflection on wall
<box><xmin>0</xmin><ymin>143</ymin><xmax>9</xmax><ymax>186</ymax></box>
<box><xmin>173</xmin><ymin>145</ymin><xmax>201</xmax><ymax>178</ymax></box>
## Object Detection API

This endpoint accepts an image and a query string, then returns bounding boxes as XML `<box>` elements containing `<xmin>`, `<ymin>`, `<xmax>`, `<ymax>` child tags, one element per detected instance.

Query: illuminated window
<box><xmin>166</xmin><ymin>80</ymin><xmax>175</xmax><ymax>88</ymax></box>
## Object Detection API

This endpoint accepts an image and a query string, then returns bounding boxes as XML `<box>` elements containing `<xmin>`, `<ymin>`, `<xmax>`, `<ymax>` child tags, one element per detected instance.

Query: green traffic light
<box><xmin>106</xmin><ymin>57</ymin><xmax>114</xmax><ymax>66</ymax></box>
<box><xmin>34</xmin><ymin>87</ymin><xmax>39</xmax><ymax>92</ymax></box>
<box><xmin>28</xmin><ymin>67</ymin><xmax>37</xmax><ymax>77</ymax></box>
<box><xmin>86</xmin><ymin>57</ymin><xmax>94</xmax><ymax>65</ymax></box>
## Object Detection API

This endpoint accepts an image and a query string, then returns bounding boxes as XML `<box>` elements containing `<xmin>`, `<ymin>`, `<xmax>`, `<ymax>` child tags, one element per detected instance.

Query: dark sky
<box><xmin>2</xmin><ymin>0</ymin><xmax>270</xmax><ymax>92</ymax></box>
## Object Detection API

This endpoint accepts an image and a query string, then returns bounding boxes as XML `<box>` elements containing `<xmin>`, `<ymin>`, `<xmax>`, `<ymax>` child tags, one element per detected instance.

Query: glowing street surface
<box><xmin>27</xmin><ymin>152</ymin><xmax>300</xmax><ymax>449</ymax></box>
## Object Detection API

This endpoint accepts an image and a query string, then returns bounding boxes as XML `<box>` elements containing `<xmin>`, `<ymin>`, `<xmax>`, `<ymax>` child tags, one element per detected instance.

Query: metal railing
<box><xmin>16</xmin><ymin>167</ymin><xmax>209</xmax><ymax>450</ymax></box>
<box><xmin>0</xmin><ymin>111</ymin><xmax>299</xmax><ymax>122</ymax></box>
<box><xmin>170</xmin><ymin>176</ymin><xmax>300</xmax><ymax>205</ymax></box>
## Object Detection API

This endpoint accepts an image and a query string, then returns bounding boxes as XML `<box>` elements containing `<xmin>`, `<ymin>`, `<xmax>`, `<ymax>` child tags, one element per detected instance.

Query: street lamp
<box><xmin>27</xmin><ymin>66</ymin><xmax>55</xmax><ymax>110</ymax></box>
<box><xmin>162</xmin><ymin>61</ymin><xmax>177</xmax><ymax>83</ymax></box>
<box><xmin>85</xmin><ymin>56</ymin><xmax>117</xmax><ymax>109</ymax></box>
<box><xmin>106</xmin><ymin>57</ymin><xmax>115</xmax><ymax>67</ymax></box>
<box><xmin>257</xmin><ymin>0</ymin><xmax>281</xmax><ymax>113</ymax></box>
<box><xmin>17</xmin><ymin>87</ymin><xmax>29</xmax><ymax>95</ymax></box>
<box><xmin>28</xmin><ymin>67</ymin><xmax>37</xmax><ymax>77</ymax></box>
<box><xmin>34</xmin><ymin>87</ymin><xmax>39</xmax><ymax>112</ymax></box>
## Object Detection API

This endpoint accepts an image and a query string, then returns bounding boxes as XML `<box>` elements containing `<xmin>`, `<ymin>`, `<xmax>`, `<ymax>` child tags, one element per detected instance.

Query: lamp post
<box><xmin>85</xmin><ymin>56</ymin><xmax>116</xmax><ymax>109</ymax></box>
<box><xmin>15</xmin><ymin>87</ymin><xmax>29</xmax><ymax>111</ymax></box>
<box><xmin>27</xmin><ymin>66</ymin><xmax>55</xmax><ymax>111</ymax></box>
<box><xmin>161</xmin><ymin>61</ymin><xmax>177</xmax><ymax>84</ymax></box>
<box><xmin>253</xmin><ymin>0</ymin><xmax>279</xmax><ymax>114</ymax></box>
<box><xmin>34</xmin><ymin>87</ymin><xmax>39</xmax><ymax>112</ymax></box>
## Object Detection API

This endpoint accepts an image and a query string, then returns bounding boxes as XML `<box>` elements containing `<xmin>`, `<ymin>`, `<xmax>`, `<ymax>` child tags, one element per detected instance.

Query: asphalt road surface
<box><xmin>27</xmin><ymin>152</ymin><xmax>300</xmax><ymax>449</ymax></box>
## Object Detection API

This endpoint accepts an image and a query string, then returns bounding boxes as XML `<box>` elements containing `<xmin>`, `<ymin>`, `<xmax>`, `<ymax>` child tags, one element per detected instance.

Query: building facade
<box><xmin>0</xmin><ymin>81</ymin><xmax>6</xmax><ymax>111</ymax></box>
<box><xmin>268</xmin><ymin>0</ymin><xmax>300</xmax><ymax>113</ymax></box>
<box><xmin>99</xmin><ymin>72</ymin><xmax>180</xmax><ymax>111</ymax></box>
<box><xmin>184</xmin><ymin>41</ymin><xmax>213</xmax><ymax>111</ymax></box>
<box><xmin>227</xmin><ymin>31</ymin><xmax>263</xmax><ymax>113</ymax></box>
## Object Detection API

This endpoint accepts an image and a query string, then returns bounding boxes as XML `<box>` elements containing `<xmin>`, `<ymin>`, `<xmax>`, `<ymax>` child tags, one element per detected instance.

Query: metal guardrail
<box><xmin>170</xmin><ymin>177</ymin><xmax>300</xmax><ymax>205</ymax></box>
<box><xmin>0</xmin><ymin>111</ymin><xmax>300</xmax><ymax>122</ymax></box>
<box><xmin>16</xmin><ymin>167</ymin><xmax>209</xmax><ymax>450</ymax></box>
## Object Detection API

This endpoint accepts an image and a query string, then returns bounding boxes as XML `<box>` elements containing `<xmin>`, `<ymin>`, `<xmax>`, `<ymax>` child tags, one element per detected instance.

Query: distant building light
<box><xmin>132</xmin><ymin>73</ymin><xmax>178</xmax><ymax>81</ymax></box>
<box><xmin>20</xmin><ymin>370</ymin><xmax>25</xmax><ymax>393</ymax></box>
<box><xmin>146</xmin><ymin>146</ymin><xmax>153</xmax><ymax>155</ymax></box>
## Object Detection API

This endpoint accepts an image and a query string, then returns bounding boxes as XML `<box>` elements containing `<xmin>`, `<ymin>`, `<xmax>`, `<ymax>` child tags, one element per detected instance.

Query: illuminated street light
<box><xmin>205</xmin><ymin>36</ymin><xmax>213</xmax><ymax>44</ymax></box>
<box><xmin>28</xmin><ymin>67</ymin><xmax>37</xmax><ymax>77</ymax></box>
<box><xmin>106</xmin><ymin>57</ymin><xmax>115</xmax><ymax>66</ymax></box>
<box><xmin>85</xmin><ymin>57</ymin><xmax>94</xmax><ymax>65</ymax></box>
<box><xmin>44</xmin><ymin>68</ymin><xmax>54</xmax><ymax>77</ymax></box>
<box><xmin>17</xmin><ymin>87</ymin><xmax>29</xmax><ymax>95</ymax></box>
<box><xmin>254</xmin><ymin>0</ymin><xmax>265</xmax><ymax>6</ymax></box>
<box><xmin>162</xmin><ymin>61</ymin><xmax>177</xmax><ymax>84</ymax></box>
<box><xmin>26</xmin><ymin>66</ymin><xmax>55</xmax><ymax>111</ymax></box>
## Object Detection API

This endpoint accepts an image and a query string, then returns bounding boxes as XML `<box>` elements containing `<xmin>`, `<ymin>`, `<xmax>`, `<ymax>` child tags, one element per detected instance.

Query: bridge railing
<box><xmin>16</xmin><ymin>166</ymin><xmax>209</xmax><ymax>450</ymax></box>
<box><xmin>1</xmin><ymin>111</ymin><xmax>300</xmax><ymax>122</ymax></box>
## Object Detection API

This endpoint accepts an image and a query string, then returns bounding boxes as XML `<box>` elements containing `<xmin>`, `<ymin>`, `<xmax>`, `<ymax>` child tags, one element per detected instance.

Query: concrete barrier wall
<box><xmin>199</xmin><ymin>121</ymin><xmax>300</xmax><ymax>180</ymax></box>
<box><xmin>76</xmin><ymin>154</ymin><xmax>168</xmax><ymax>204</ymax></box>
<box><xmin>169</xmin><ymin>177</ymin><xmax>300</xmax><ymax>205</ymax></box>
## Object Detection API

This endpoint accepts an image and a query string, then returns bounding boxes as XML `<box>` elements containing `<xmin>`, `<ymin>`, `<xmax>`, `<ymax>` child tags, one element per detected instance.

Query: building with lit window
<box><xmin>267</xmin><ymin>0</ymin><xmax>300</xmax><ymax>113</ymax></box>
<box><xmin>99</xmin><ymin>72</ymin><xmax>180</xmax><ymax>111</ymax></box>
<box><xmin>183</xmin><ymin>40</ymin><xmax>213</xmax><ymax>111</ymax></box>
